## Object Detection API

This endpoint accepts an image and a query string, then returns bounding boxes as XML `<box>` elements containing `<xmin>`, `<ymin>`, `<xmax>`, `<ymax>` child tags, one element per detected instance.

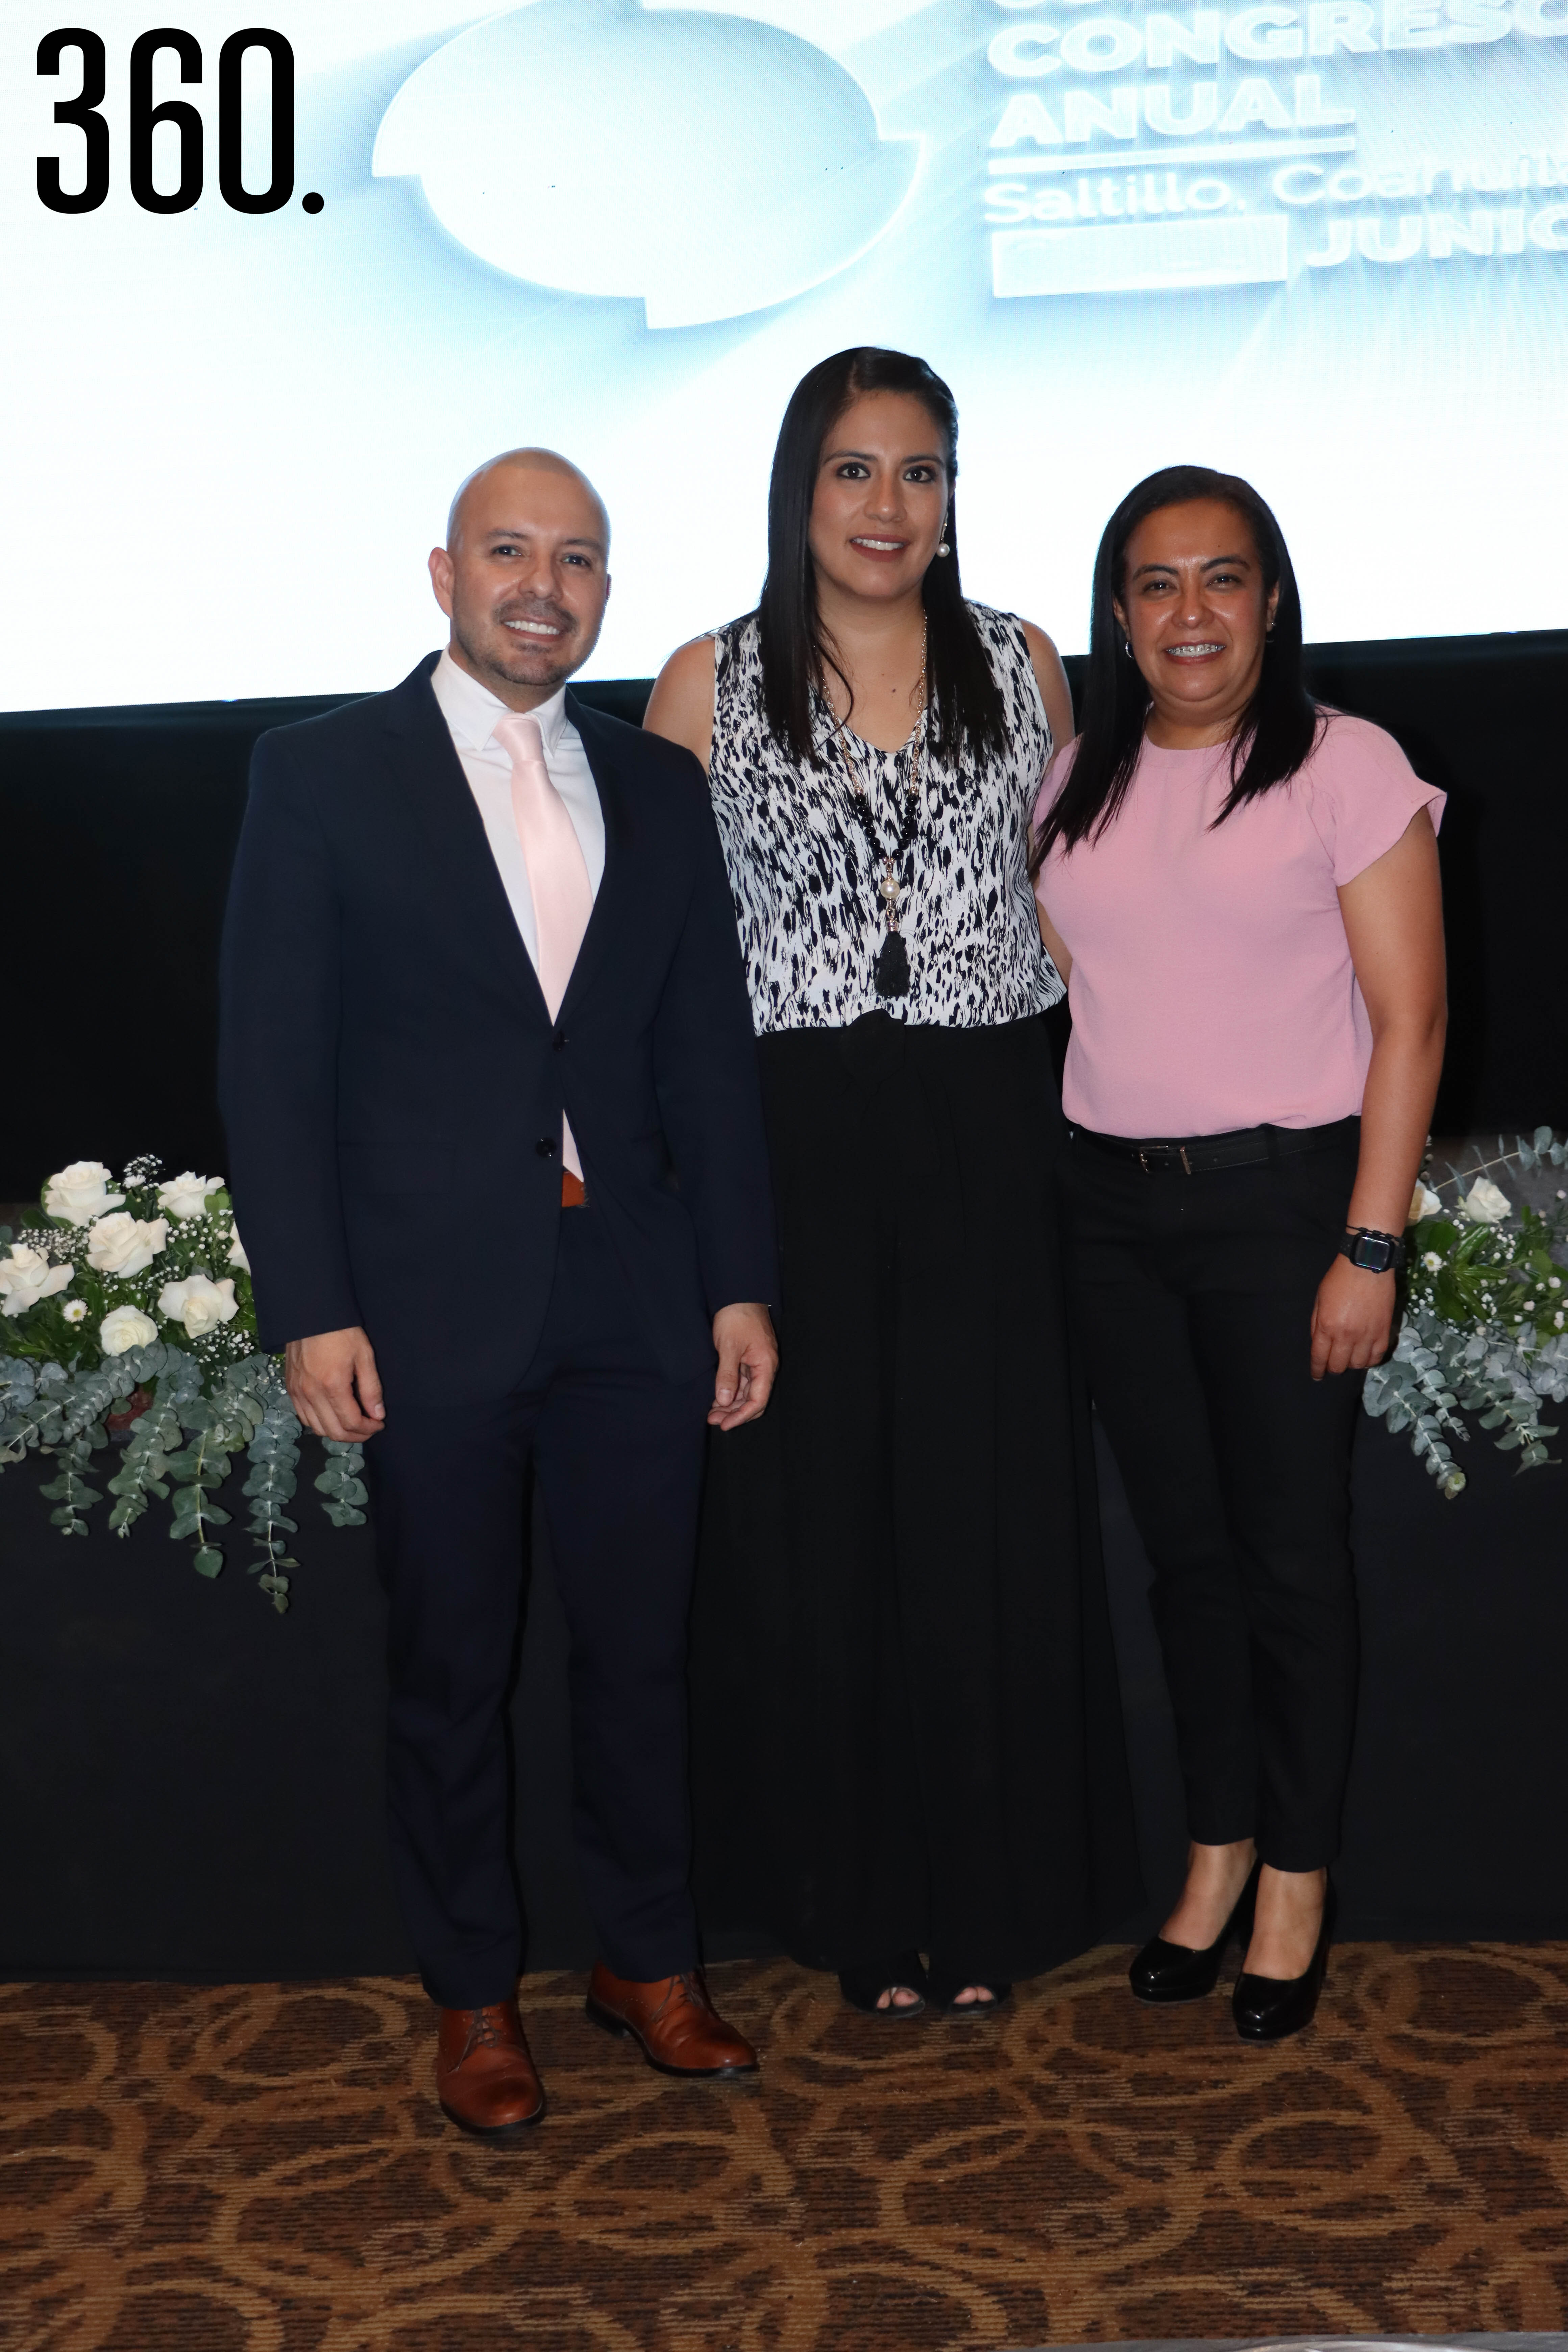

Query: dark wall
<box><xmin>1297</xmin><ymin>632</ymin><xmax>1567</xmax><ymax>1135</ymax></box>
<box><xmin>0</xmin><ymin>639</ymin><xmax>1562</xmax><ymax>1202</ymax></box>
<box><xmin>6</xmin><ymin>1382</ymin><xmax>1564</xmax><ymax>1977</ymax></box>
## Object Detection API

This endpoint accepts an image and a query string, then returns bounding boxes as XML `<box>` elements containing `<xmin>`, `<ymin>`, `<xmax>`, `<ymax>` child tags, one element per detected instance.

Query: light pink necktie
<box><xmin>492</xmin><ymin>709</ymin><xmax>592</xmax><ymax>1182</ymax></box>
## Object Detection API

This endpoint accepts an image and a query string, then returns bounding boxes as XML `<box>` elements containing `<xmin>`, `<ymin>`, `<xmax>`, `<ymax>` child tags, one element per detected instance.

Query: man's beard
<box><xmin>460</xmin><ymin>604</ymin><xmax>581</xmax><ymax>692</ymax></box>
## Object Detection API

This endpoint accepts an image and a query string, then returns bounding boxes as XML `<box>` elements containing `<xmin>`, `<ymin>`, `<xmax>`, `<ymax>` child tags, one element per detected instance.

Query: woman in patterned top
<box><xmin>646</xmin><ymin>348</ymin><xmax>1140</xmax><ymax>2017</ymax></box>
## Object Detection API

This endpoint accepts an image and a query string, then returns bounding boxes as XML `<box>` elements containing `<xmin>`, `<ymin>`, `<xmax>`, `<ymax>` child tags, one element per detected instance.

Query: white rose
<box><xmin>157</xmin><ymin>1273</ymin><xmax>239</xmax><ymax>1337</ymax></box>
<box><xmin>1407</xmin><ymin>1181</ymin><xmax>1443</xmax><ymax>1225</ymax></box>
<box><xmin>227</xmin><ymin>1223</ymin><xmax>251</xmax><ymax>1273</ymax></box>
<box><xmin>87</xmin><ymin>1212</ymin><xmax>170</xmax><ymax>1278</ymax></box>
<box><xmin>156</xmin><ymin>1171</ymin><xmax>224</xmax><ymax>1221</ymax></box>
<box><xmin>100</xmin><ymin>1304</ymin><xmax>158</xmax><ymax>1355</ymax></box>
<box><xmin>43</xmin><ymin>1160</ymin><xmax>125</xmax><ymax>1226</ymax></box>
<box><xmin>1459</xmin><ymin>1178</ymin><xmax>1511</xmax><ymax>1226</ymax></box>
<box><xmin>0</xmin><ymin>1244</ymin><xmax>73</xmax><ymax>1317</ymax></box>
<box><xmin>62</xmin><ymin>1298</ymin><xmax>88</xmax><ymax>1324</ymax></box>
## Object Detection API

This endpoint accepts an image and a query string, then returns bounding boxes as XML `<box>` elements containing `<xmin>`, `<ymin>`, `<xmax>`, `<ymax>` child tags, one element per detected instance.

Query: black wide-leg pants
<box><xmin>1060</xmin><ymin>1121</ymin><xmax>1364</xmax><ymax>1872</ymax></box>
<box><xmin>691</xmin><ymin>1013</ymin><xmax>1141</xmax><ymax>1983</ymax></box>
<box><xmin>367</xmin><ymin>1207</ymin><xmax>713</xmax><ymax>2009</ymax></box>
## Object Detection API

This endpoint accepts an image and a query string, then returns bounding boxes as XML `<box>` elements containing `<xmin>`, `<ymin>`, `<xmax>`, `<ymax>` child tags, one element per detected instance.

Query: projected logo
<box><xmin>371</xmin><ymin>0</ymin><xmax>920</xmax><ymax>327</ymax></box>
<box><xmin>980</xmin><ymin>0</ymin><xmax>1568</xmax><ymax>298</ymax></box>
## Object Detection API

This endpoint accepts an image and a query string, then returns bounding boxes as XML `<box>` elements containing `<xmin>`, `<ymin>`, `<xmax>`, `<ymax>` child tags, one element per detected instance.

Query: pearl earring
<box><xmin>936</xmin><ymin>541</ymin><xmax>951</xmax><ymax>557</ymax></box>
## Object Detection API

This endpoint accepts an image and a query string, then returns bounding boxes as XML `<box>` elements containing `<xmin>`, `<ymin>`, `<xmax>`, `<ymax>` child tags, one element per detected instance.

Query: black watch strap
<box><xmin>1340</xmin><ymin>1227</ymin><xmax>1405</xmax><ymax>1274</ymax></box>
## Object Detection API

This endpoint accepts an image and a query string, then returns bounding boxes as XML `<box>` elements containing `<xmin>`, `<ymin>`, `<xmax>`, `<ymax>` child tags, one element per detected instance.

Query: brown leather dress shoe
<box><xmin>585</xmin><ymin>1964</ymin><xmax>759</xmax><ymax>2078</ymax></box>
<box><xmin>436</xmin><ymin>1999</ymin><xmax>546</xmax><ymax>2135</ymax></box>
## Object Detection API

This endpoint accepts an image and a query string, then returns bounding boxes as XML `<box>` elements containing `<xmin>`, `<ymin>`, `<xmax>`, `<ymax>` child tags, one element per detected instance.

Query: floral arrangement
<box><xmin>0</xmin><ymin>1157</ymin><xmax>365</xmax><ymax>1612</ymax></box>
<box><xmin>1365</xmin><ymin>1129</ymin><xmax>1568</xmax><ymax>1499</ymax></box>
<box><xmin>4</xmin><ymin>1127</ymin><xmax>1560</xmax><ymax>1614</ymax></box>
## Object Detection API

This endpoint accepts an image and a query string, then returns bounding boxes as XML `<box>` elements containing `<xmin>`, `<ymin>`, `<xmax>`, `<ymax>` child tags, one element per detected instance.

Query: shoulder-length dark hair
<box><xmin>755</xmin><ymin>346</ymin><xmax>1008</xmax><ymax>768</ymax></box>
<box><xmin>1032</xmin><ymin>463</ymin><xmax>1320</xmax><ymax>869</ymax></box>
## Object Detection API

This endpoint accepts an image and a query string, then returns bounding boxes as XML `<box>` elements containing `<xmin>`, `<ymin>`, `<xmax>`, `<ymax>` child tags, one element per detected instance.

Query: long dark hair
<box><xmin>1032</xmin><ymin>464</ymin><xmax>1320</xmax><ymax>869</ymax></box>
<box><xmin>755</xmin><ymin>347</ymin><xmax>1008</xmax><ymax>767</ymax></box>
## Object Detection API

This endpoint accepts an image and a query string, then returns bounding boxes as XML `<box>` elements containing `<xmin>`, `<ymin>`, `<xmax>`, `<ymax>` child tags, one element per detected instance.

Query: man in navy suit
<box><xmin>219</xmin><ymin>450</ymin><xmax>778</xmax><ymax>2135</ymax></box>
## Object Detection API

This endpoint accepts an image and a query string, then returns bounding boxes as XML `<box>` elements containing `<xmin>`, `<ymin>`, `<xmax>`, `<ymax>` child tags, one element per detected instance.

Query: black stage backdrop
<box><xmin>1</xmin><ymin>630</ymin><xmax>1565</xmax><ymax>1201</ymax></box>
<box><xmin>4</xmin><ymin>1410</ymin><xmax>1565</xmax><ymax>1979</ymax></box>
<box><xmin>3</xmin><ymin>632</ymin><xmax>1567</xmax><ymax>1977</ymax></box>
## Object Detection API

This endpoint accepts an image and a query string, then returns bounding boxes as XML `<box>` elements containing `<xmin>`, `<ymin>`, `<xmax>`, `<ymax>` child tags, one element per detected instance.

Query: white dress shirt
<box><xmin>431</xmin><ymin>648</ymin><xmax>606</xmax><ymax>977</ymax></box>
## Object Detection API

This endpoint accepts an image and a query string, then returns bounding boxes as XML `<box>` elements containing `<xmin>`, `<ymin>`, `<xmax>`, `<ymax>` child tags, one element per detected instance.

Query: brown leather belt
<box><xmin>561</xmin><ymin>1169</ymin><xmax>586</xmax><ymax>1208</ymax></box>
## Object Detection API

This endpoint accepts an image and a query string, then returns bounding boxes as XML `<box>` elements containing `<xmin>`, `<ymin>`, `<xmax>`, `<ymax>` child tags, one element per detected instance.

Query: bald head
<box><xmin>446</xmin><ymin>448</ymin><xmax>610</xmax><ymax>554</ymax></box>
<box><xmin>431</xmin><ymin>447</ymin><xmax>612</xmax><ymax>710</ymax></box>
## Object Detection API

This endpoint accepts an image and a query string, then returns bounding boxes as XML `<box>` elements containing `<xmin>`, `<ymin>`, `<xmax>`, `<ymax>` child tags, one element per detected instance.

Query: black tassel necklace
<box><xmin>832</xmin><ymin>620</ymin><xmax>928</xmax><ymax>1001</ymax></box>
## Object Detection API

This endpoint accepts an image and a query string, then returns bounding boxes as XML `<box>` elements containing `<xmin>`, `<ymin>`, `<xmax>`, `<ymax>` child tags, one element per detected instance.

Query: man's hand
<box><xmin>285</xmin><ymin>1325</ymin><xmax>387</xmax><ymax>1440</ymax></box>
<box><xmin>1309</xmin><ymin>1257</ymin><xmax>1396</xmax><ymax>1382</ymax></box>
<box><xmin>709</xmin><ymin>1302</ymin><xmax>778</xmax><ymax>1431</ymax></box>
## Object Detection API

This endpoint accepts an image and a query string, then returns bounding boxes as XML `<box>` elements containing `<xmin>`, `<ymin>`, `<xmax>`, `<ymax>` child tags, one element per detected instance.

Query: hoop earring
<box><xmin>1122</xmin><ymin>637</ymin><xmax>1134</xmax><ymax>660</ymax></box>
<box><xmin>936</xmin><ymin>541</ymin><xmax>951</xmax><ymax>557</ymax></box>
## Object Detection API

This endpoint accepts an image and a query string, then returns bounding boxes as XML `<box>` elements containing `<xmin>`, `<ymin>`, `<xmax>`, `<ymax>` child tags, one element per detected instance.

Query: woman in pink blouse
<box><xmin>1033</xmin><ymin>465</ymin><xmax>1446</xmax><ymax>2041</ymax></box>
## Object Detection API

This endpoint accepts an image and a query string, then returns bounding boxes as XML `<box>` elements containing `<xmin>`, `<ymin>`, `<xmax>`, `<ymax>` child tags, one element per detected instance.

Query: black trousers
<box><xmin>1061</xmin><ymin>1121</ymin><xmax>1364</xmax><ymax>1872</ymax></box>
<box><xmin>367</xmin><ymin>1207</ymin><xmax>712</xmax><ymax>2008</ymax></box>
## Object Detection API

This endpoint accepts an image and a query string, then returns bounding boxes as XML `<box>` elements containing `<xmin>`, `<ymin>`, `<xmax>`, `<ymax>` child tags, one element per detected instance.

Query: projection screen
<box><xmin>2</xmin><ymin>0</ymin><xmax>1565</xmax><ymax>710</ymax></box>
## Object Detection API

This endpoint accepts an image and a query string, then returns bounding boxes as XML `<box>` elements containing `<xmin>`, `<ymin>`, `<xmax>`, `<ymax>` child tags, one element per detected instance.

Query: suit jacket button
<box><xmin>553</xmin><ymin>1033</ymin><xmax>567</xmax><ymax>1052</ymax></box>
<box><xmin>536</xmin><ymin>1138</ymin><xmax>557</xmax><ymax>1159</ymax></box>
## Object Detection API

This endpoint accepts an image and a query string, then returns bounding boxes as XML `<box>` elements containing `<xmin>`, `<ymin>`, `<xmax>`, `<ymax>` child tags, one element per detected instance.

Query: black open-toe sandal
<box><xmin>838</xmin><ymin>1952</ymin><xmax>929</xmax><ymax>2016</ymax></box>
<box><xmin>925</xmin><ymin>1969</ymin><xmax>1012</xmax><ymax>2016</ymax></box>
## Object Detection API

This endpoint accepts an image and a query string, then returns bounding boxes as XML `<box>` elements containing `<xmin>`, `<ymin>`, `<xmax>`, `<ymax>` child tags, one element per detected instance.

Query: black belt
<box><xmin>1072</xmin><ymin>1116</ymin><xmax>1357</xmax><ymax>1175</ymax></box>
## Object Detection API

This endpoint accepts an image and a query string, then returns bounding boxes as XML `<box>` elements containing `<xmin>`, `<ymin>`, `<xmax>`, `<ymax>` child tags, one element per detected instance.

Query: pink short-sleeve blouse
<box><xmin>1033</xmin><ymin>713</ymin><xmax>1445</xmax><ymax>1138</ymax></box>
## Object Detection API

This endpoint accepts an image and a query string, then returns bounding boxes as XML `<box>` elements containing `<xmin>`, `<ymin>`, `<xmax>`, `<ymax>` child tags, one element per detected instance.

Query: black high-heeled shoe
<box><xmin>1232</xmin><ymin>1881</ymin><xmax>1335</xmax><ymax>2042</ymax></box>
<box><xmin>1129</xmin><ymin>1857</ymin><xmax>1260</xmax><ymax>2004</ymax></box>
<box><xmin>838</xmin><ymin>1952</ymin><xmax>928</xmax><ymax>2017</ymax></box>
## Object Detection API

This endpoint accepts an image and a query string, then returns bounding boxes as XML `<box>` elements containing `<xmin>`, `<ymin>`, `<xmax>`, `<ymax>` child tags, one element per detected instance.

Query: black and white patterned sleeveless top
<box><xmin>707</xmin><ymin>604</ymin><xmax>1064</xmax><ymax>1035</ymax></box>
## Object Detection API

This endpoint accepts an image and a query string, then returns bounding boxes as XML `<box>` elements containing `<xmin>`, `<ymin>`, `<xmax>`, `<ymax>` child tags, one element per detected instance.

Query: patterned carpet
<box><xmin>5</xmin><ymin>1944</ymin><xmax>1568</xmax><ymax>2352</ymax></box>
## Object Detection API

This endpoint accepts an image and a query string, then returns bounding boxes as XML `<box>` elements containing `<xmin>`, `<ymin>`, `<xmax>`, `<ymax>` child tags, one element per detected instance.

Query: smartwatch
<box><xmin>1340</xmin><ymin>1228</ymin><xmax>1405</xmax><ymax>1275</ymax></box>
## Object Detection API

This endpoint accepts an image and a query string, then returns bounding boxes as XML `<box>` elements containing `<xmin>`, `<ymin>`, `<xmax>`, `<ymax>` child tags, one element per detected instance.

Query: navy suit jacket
<box><xmin>218</xmin><ymin>654</ymin><xmax>777</xmax><ymax>1404</ymax></box>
